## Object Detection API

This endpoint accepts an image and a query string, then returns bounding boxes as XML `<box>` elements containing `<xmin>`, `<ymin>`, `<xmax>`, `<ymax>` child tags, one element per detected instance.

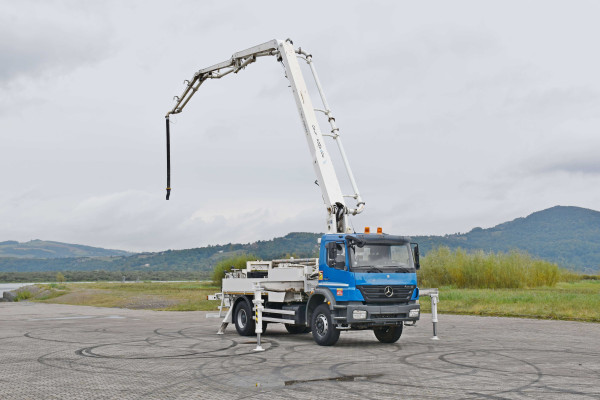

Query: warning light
<box><xmin>364</xmin><ymin>227</ymin><xmax>370</xmax><ymax>234</ymax></box>
<box><xmin>377</xmin><ymin>227</ymin><xmax>383</xmax><ymax>234</ymax></box>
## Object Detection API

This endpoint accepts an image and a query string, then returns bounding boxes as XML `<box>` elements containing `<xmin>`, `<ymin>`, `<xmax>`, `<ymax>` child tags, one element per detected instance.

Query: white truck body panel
<box><xmin>221</xmin><ymin>259</ymin><xmax>318</xmax><ymax>302</ymax></box>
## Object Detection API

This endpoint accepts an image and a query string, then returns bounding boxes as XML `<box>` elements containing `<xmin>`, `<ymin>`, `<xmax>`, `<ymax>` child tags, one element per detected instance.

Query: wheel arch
<box><xmin>233</xmin><ymin>295</ymin><xmax>253</xmax><ymax>314</ymax></box>
<box><xmin>306</xmin><ymin>287</ymin><xmax>336</xmax><ymax>327</ymax></box>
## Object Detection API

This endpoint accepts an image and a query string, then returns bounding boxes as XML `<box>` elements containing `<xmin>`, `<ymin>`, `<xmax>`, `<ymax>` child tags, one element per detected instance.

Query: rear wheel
<box><xmin>234</xmin><ymin>300</ymin><xmax>255</xmax><ymax>336</ymax></box>
<box><xmin>285</xmin><ymin>324</ymin><xmax>311</xmax><ymax>334</ymax></box>
<box><xmin>311</xmin><ymin>304</ymin><xmax>340</xmax><ymax>346</ymax></box>
<box><xmin>373</xmin><ymin>325</ymin><xmax>403</xmax><ymax>343</ymax></box>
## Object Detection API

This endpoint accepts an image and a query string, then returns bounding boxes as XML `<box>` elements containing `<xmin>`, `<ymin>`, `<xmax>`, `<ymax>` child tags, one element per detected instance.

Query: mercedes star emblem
<box><xmin>384</xmin><ymin>286</ymin><xmax>393</xmax><ymax>297</ymax></box>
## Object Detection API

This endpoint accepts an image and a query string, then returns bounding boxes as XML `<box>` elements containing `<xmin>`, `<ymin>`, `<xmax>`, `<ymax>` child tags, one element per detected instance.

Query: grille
<box><xmin>371</xmin><ymin>313</ymin><xmax>406</xmax><ymax>319</ymax></box>
<box><xmin>357</xmin><ymin>285</ymin><xmax>415</xmax><ymax>303</ymax></box>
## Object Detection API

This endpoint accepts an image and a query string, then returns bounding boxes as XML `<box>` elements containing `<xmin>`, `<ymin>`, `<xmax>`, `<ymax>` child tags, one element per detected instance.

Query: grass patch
<box><xmin>35</xmin><ymin>291</ymin><xmax>70</xmax><ymax>301</ymax></box>
<box><xmin>33</xmin><ymin>277</ymin><xmax>599</xmax><ymax>323</ymax></box>
<box><xmin>419</xmin><ymin>280</ymin><xmax>600</xmax><ymax>322</ymax></box>
<box><xmin>36</xmin><ymin>281</ymin><xmax>221</xmax><ymax>311</ymax></box>
<box><xmin>416</xmin><ymin>247</ymin><xmax>599</xmax><ymax>321</ymax></box>
<box><xmin>33</xmin><ymin>284</ymin><xmax>71</xmax><ymax>301</ymax></box>
<box><xmin>46</xmin><ymin>283</ymin><xmax>68</xmax><ymax>290</ymax></box>
<box><xmin>15</xmin><ymin>290</ymin><xmax>32</xmax><ymax>301</ymax></box>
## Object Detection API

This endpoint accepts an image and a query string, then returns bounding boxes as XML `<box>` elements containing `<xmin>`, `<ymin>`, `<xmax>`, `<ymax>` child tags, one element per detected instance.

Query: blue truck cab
<box><xmin>306</xmin><ymin>232</ymin><xmax>421</xmax><ymax>345</ymax></box>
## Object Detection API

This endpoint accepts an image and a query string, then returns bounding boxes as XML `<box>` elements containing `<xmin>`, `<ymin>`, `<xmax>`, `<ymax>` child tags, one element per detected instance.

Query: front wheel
<box><xmin>373</xmin><ymin>325</ymin><xmax>403</xmax><ymax>343</ymax></box>
<box><xmin>311</xmin><ymin>304</ymin><xmax>340</xmax><ymax>346</ymax></box>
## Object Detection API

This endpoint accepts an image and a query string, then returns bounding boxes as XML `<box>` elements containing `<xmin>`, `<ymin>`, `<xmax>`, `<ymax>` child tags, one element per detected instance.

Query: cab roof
<box><xmin>322</xmin><ymin>233</ymin><xmax>411</xmax><ymax>244</ymax></box>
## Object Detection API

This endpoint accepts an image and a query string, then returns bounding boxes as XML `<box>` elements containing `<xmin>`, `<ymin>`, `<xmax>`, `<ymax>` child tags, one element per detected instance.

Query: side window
<box><xmin>327</xmin><ymin>242</ymin><xmax>346</xmax><ymax>269</ymax></box>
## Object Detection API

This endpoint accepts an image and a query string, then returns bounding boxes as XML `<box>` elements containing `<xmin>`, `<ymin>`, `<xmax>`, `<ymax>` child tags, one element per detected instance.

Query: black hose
<box><xmin>165</xmin><ymin>117</ymin><xmax>171</xmax><ymax>200</ymax></box>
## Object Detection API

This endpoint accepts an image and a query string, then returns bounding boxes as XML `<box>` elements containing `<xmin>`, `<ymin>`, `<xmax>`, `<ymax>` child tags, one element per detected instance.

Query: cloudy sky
<box><xmin>1</xmin><ymin>0</ymin><xmax>599</xmax><ymax>252</ymax></box>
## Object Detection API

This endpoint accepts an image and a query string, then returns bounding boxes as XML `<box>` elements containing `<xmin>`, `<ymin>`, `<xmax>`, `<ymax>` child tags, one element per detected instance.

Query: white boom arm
<box><xmin>165</xmin><ymin>39</ymin><xmax>364</xmax><ymax>233</ymax></box>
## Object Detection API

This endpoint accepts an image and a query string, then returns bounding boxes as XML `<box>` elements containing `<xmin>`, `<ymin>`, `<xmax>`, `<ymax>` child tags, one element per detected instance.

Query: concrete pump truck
<box><xmin>165</xmin><ymin>39</ymin><xmax>423</xmax><ymax>346</ymax></box>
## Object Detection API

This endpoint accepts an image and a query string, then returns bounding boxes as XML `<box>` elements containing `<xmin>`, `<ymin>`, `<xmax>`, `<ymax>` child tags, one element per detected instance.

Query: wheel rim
<box><xmin>237</xmin><ymin>308</ymin><xmax>247</xmax><ymax>328</ymax></box>
<box><xmin>315</xmin><ymin>313</ymin><xmax>328</xmax><ymax>337</ymax></box>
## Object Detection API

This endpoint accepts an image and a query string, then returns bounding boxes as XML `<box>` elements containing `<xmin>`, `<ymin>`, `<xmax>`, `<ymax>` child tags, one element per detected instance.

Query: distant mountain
<box><xmin>0</xmin><ymin>240</ymin><xmax>131</xmax><ymax>259</ymax></box>
<box><xmin>0</xmin><ymin>232</ymin><xmax>321</xmax><ymax>273</ymax></box>
<box><xmin>413</xmin><ymin>206</ymin><xmax>600</xmax><ymax>272</ymax></box>
<box><xmin>0</xmin><ymin>206</ymin><xmax>598</xmax><ymax>274</ymax></box>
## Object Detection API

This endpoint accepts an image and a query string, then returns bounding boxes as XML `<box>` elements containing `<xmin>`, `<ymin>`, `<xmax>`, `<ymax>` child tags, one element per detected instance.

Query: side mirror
<box><xmin>326</xmin><ymin>242</ymin><xmax>337</xmax><ymax>268</ymax></box>
<box><xmin>411</xmin><ymin>243</ymin><xmax>420</xmax><ymax>270</ymax></box>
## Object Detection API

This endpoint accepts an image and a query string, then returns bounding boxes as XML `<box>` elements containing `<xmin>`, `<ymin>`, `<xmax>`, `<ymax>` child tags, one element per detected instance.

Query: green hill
<box><xmin>0</xmin><ymin>232</ymin><xmax>321</xmax><ymax>274</ymax></box>
<box><xmin>413</xmin><ymin>206</ymin><xmax>600</xmax><ymax>272</ymax></box>
<box><xmin>0</xmin><ymin>206</ymin><xmax>598</xmax><ymax>275</ymax></box>
<box><xmin>0</xmin><ymin>240</ymin><xmax>131</xmax><ymax>259</ymax></box>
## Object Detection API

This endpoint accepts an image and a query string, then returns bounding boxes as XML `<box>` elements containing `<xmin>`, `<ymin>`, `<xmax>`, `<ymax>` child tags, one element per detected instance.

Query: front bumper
<box><xmin>336</xmin><ymin>302</ymin><xmax>420</xmax><ymax>324</ymax></box>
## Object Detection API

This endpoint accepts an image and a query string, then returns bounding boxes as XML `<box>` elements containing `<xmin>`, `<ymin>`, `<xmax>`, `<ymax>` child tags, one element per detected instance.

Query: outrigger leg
<box><xmin>217</xmin><ymin>306</ymin><xmax>233</xmax><ymax>335</ymax></box>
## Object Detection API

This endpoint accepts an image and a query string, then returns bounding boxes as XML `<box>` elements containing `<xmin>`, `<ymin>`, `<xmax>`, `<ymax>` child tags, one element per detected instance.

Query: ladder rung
<box><xmin>261</xmin><ymin>316</ymin><xmax>296</xmax><ymax>324</ymax></box>
<box><xmin>263</xmin><ymin>308</ymin><xmax>296</xmax><ymax>315</ymax></box>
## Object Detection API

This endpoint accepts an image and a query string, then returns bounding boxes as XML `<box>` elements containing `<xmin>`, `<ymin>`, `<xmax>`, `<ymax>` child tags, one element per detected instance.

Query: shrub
<box><xmin>581</xmin><ymin>274</ymin><xmax>600</xmax><ymax>280</ymax></box>
<box><xmin>558</xmin><ymin>269</ymin><xmax>587</xmax><ymax>283</ymax></box>
<box><xmin>419</xmin><ymin>247</ymin><xmax>561</xmax><ymax>289</ymax></box>
<box><xmin>46</xmin><ymin>283</ymin><xmax>66</xmax><ymax>290</ymax></box>
<box><xmin>211</xmin><ymin>255</ymin><xmax>258</xmax><ymax>287</ymax></box>
<box><xmin>16</xmin><ymin>290</ymin><xmax>32</xmax><ymax>301</ymax></box>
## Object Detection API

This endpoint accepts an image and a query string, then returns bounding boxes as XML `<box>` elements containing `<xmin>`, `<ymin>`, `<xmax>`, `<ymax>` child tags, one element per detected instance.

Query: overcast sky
<box><xmin>1</xmin><ymin>0</ymin><xmax>599</xmax><ymax>252</ymax></box>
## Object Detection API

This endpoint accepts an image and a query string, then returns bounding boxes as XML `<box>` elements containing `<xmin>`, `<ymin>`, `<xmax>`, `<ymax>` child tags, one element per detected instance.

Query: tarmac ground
<box><xmin>0</xmin><ymin>302</ymin><xmax>598</xmax><ymax>399</ymax></box>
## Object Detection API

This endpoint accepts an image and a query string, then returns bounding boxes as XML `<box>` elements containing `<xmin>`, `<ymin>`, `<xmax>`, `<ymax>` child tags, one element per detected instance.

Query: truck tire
<box><xmin>285</xmin><ymin>324</ymin><xmax>311</xmax><ymax>334</ymax></box>
<box><xmin>373</xmin><ymin>325</ymin><xmax>403</xmax><ymax>343</ymax></box>
<box><xmin>234</xmin><ymin>300</ymin><xmax>255</xmax><ymax>336</ymax></box>
<box><xmin>311</xmin><ymin>304</ymin><xmax>340</xmax><ymax>346</ymax></box>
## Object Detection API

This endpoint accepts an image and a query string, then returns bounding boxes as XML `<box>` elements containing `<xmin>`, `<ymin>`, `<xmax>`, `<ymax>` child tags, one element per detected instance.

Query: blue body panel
<box><xmin>354</xmin><ymin>272</ymin><xmax>419</xmax><ymax>300</ymax></box>
<box><xmin>317</xmin><ymin>233</ymin><xmax>420</xmax><ymax>302</ymax></box>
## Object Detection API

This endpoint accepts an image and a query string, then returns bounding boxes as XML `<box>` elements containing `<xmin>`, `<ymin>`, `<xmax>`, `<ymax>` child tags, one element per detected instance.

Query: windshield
<box><xmin>349</xmin><ymin>243</ymin><xmax>415</xmax><ymax>273</ymax></box>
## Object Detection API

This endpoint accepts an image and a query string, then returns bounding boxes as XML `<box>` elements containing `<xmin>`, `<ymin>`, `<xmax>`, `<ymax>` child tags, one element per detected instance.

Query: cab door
<box><xmin>319</xmin><ymin>241</ymin><xmax>355</xmax><ymax>301</ymax></box>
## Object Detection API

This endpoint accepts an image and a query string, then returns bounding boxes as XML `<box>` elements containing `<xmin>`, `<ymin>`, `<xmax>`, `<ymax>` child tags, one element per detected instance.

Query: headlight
<box><xmin>409</xmin><ymin>309</ymin><xmax>420</xmax><ymax>318</ymax></box>
<box><xmin>353</xmin><ymin>310</ymin><xmax>367</xmax><ymax>319</ymax></box>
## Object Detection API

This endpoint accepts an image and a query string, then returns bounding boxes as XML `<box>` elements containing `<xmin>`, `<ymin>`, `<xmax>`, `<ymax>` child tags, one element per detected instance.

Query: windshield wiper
<box><xmin>382</xmin><ymin>266</ymin><xmax>413</xmax><ymax>273</ymax></box>
<box><xmin>354</xmin><ymin>266</ymin><xmax>383</xmax><ymax>273</ymax></box>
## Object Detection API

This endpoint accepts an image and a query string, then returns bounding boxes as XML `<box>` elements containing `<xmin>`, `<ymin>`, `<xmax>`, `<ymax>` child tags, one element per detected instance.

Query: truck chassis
<box><xmin>209</xmin><ymin>257</ymin><xmax>439</xmax><ymax>347</ymax></box>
